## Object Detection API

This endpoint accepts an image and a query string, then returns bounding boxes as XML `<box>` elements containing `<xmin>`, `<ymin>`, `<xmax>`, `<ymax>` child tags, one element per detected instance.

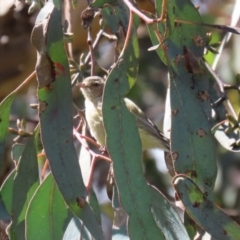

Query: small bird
<box><xmin>78</xmin><ymin>76</ymin><xmax>170</xmax><ymax>151</ymax></box>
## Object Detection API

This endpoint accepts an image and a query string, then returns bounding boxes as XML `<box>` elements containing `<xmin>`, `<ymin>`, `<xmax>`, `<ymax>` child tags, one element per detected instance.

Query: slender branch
<box><xmin>120</xmin><ymin>10</ymin><xmax>133</xmax><ymax>56</ymax></box>
<box><xmin>122</xmin><ymin>0</ymin><xmax>166</xmax><ymax>24</ymax></box>
<box><xmin>73</xmin><ymin>128</ymin><xmax>111</xmax><ymax>193</ymax></box>
<box><xmin>11</xmin><ymin>71</ymin><xmax>36</xmax><ymax>94</ymax></box>
<box><xmin>73</xmin><ymin>128</ymin><xmax>111</xmax><ymax>163</ymax></box>
<box><xmin>84</xmin><ymin>28</ymin><xmax>104</xmax><ymax>64</ymax></box>
<box><xmin>87</xmin><ymin>27</ymin><xmax>95</xmax><ymax>76</ymax></box>
<box><xmin>80</xmin><ymin>134</ymin><xmax>100</xmax><ymax>148</ymax></box>
<box><xmin>102</xmin><ymin>32</ymin><xmax>118</xmax><ymax>41</ymax></box>
<box><xmin>122</xmin><ymin>0</ymin><xmax>156</xmax><ymax>24</ymax></box>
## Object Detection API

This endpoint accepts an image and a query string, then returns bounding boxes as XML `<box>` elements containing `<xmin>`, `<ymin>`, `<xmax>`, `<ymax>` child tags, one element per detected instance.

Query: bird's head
<box><xmin>78</xmin><ymin>76</ymin><xmax>105</xmax><ymax>104</ymax></box>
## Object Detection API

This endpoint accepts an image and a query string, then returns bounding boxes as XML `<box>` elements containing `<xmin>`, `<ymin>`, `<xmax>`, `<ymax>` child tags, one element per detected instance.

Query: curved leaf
<box><xmin>0</xmin><ymin>93</ymin><xmax>16</xmax><ymax>173</ymax></box>
<box><xmin>174</xmin><ymin>175</ymin><xmax>240</xmax><ymax>240</ymax></box>
<box><xmin>150</xmin><ymin>187</ymin><xmax>190</xmax><ymax>240</ymax></box>
<box><xmin>102</xmin><ymin>5</ymin><xmax>166</xmax><ymax>239</ymax></box>
<box><xmin>148</xmin><ymin>0</ymin><xmax>217</xmax><ymax>195</ymax></box>
<box><xmin>33</xmin><ymin>5</ymin><xmax>104</xmax><ymax>239</ymax></box>
<box><xmin>9</xmin><ymin>126</ymin><xmax>40</xmax><ymax>240</ymax></box>
<box><xmin>26</xmin><ymin>174</ymin><xmax>72</xmax><ymax>240</ymax></box>
<box><xmin>0</xmin><ymin>169</ymin><xmax>16</xmax><ymax>216</ymax></box>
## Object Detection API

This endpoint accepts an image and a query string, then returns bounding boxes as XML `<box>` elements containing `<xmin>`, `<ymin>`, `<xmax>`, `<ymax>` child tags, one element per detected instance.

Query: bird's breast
<box><xmin>85</xmin><ymin>102</ymin><xmax>106</xmax><ymax>146</ymax></box>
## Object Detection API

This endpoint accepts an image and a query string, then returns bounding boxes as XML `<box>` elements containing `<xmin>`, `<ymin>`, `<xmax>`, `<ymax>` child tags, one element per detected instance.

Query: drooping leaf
<box><xmin>148</xmin><ymin>0</ymin><xmax>217</xmax><ymax>196</ymax></box>
<box><xmin>0</xmin><ymin>195</ymin><xmax>10</xmax><ymax>221</ymax></box>
<box><xmin>0</xmin><ymin>93</ymin><xmax>16</xmax><ymax>173</ymax></box>
<box><xmin>33</xmin><ymin>4</ymin><xmax>104</xmax><ymax>239</ymax></box>
<box><xmin>11</xmin><ymin>143</ymin><xmax>25</xmax><ymax>162</ymax></box>
<box><xmin>0</xmin><ymin>169</ymin><xmax>16</xmax><ymax>216</ymax></box>
<box><xmin>174</xmin><ymin>176</ymin><xmax>240</xmax><ymax>239</ymax></box>
<box><xmin>8</xmin><ymin>126</ymin><xmax>40</xmax><ymax>240</ymax></box>
<box><xmin>26</xmin><ymin>173</ymin><xmax>72</xmax><ymax>240</ymax></box>
<box><xmin>150</xmin><ymin>187</ymin><xmax>190</xmax><ymax>240</ymax></box>
<box><xmin>170</xmin><ymin>72</ymin><xmax>217</xmax><ymax>195</ymax></box>
<box><xmin>102</xmin><ymin>4</ymin><xmax>166</xmax><ymax>239</ymax></box>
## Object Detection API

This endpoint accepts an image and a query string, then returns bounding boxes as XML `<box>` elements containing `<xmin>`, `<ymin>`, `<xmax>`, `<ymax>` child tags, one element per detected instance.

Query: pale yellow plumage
<box><xmin>78</xmin><ymin>76</ymin><xmax>170</xmax><ymax>152</ymax></box>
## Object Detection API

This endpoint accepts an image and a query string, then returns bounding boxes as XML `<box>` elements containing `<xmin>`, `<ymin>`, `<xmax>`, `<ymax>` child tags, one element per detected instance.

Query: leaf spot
<box><xmin>172</xmin><ymin>152</ymin><xmax>179</xmax><ymax>161</ymax></box>
<box><xmin>54</xmin><ymin>62</ymin><xmax>65</xmax><ymax>77</ymax></box>
<box><xmin>192</xmin><ymin>201</ymin><xmax>200</xmax><ymax>208</ymax></box>
<box><xmin>76</xmin><ymin>197</ymin><xmax>86</xmax><ymax>208</ymax></box>
<box><xmin>172</xmin><ymin>108</ymin><xmax>179</xmax><ymax>116</ymax></box>
<box><xmin>197</xmin><ymin>91</ymin><xmax>209</xmax><ymax>101</ymax></box>
<box><xmin>196</xmin><ymin>128</ymin><xmax>207</xmax><ymax>137</ymax></box>
<box><xmin>39</xmin><ymin>101</ymin><xmax>48</xmax><ymax>114</ymax></box>
<box><xmin>174</xmin><ymin>54</ymin><xmax>183</xmax><ymax>65</ymax></box>
<box><xmin>192</xmin><ymin>34</ymin><xmax>204</xmax><ymax>47</ymax></box>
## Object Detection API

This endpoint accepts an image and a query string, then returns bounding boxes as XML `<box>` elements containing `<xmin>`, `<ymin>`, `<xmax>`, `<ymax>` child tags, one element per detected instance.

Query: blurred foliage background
<box><xmin>1</xmin><ymin>0</ymin><xmax>240</xmax><ymax>238</ymax></box>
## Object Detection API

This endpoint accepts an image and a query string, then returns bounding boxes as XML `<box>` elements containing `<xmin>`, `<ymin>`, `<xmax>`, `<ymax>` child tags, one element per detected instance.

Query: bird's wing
<box><xmin>124</xmin><ymin>98</ymin><xmax>170</xmax><ymax>145</ymax></box>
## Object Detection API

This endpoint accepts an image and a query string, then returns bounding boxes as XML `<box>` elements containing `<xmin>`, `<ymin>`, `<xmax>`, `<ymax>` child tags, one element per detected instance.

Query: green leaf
<box><xmin>0</xmin><ymin>169</ymin><xmax>16</xmax><ymax>216</ymax></box>
<box><xmin>89</xmin><ymin>189</ymin><xmax>101</xmax><ymax>224</ymax></box>
<box><xmin>0</xmin><ymin>195</ymin><xmax>10</xmax><ymax>221</ymax></box>
<box><xmin>148</xmin><ymin>0</ymin><xmax>217</xmax><ymax>195</ymax></box>
<box><xmin>100</xmin><ymin>0</ymin><xmax>130</xmax><ymax>34</ymax></box>
<box><xmin>34</xmin><ymin>6</ymin><xmax>104</xmax><ymax>239</ymax></box>
<box><xmin>9</xmin><ymin>126</ymin><xmax>40</xmax><ymax>240</ymax></box>
<box><xmin>150</xmin><ymin>187</ymin><xmax>190</xmax><ymax>240</ymax></box>
<box><xmin>102</xmin><ymin>6</ymin><xmax>166</xmax><ymax>239</ymax></box>
<box><xmin>174</xmin><ymin>176</ymin><xmax>240</xmax><ymax>239</ymax></box>
<box><xmin>26</xmin><ymin>174</ymin><xmax>72</xmax><ymax>240</ymax></box>
<box><xmin>11</xmin><ymin>143</ymin><xmax>25</xmax><ymax>162</ymax></box>
<box><xmin>0</xmin><ymin>170</ymin><xmax>16</xmax><ymax>214</ymax></box>
<box><xmin>0</xmin><ymin>93</ymin><xmax>16</xmax><ymax>173</ymax></box>
<box><xmin>170</xmin><ymin>73</ymin><xmax>217</xmax><ymax>194</ymax></box>
<box><xmin>184</xmin><ymin>213</ymin><xmax>197</xmax><ymax>239</ymax></box>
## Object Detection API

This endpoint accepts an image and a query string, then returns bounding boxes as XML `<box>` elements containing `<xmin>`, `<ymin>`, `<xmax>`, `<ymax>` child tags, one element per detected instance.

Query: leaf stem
<box><xmin>12</xmin><ymin>71</ymin><xmax>36</xmax><ymax>94</ymax></box>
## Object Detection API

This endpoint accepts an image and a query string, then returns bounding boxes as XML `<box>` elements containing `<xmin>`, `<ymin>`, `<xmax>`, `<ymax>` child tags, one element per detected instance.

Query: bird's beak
<box><xmin>76</xmin><ymin>82</ymin><xmax>87</xmax><ymax>88</ymax></box>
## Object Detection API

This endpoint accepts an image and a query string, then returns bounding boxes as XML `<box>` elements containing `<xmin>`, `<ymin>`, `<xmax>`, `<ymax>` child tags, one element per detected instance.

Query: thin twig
<box><xmin>87</xmin><ymin>27</ymin><xmax>95</xmax><ymax>76</ymax></box>
<box><xmin>11</xmin><ymin>71</ymin><xmax>36</xmax><ymax>94</ymax></box>
<box><xmin>74</xmin><ymin>129</ymin><xmax>111</xmax><ymax>162</ymax></box>
<box><xmin>73</xmin><ymin>128</ymin><xmax>111</xmax><ymax>193</ymax></box>
<box><xmin>122</xmin><ymin>0</ymin><xmax>166</xmax><ymax>24</ymax></box>
<box><xmin>84</xmin><ymin>28</ymin><xmax>104</xmax><ymax>64</ymax></box>
<box><xmin>120</xmin><ymin>10</ymin><xmax>133</xmax><ymax>56</ymax></box>
<box><xmin>102</xmin><ymin>32</ymin><xmax>118</xmax><ymax>41</ymax></box>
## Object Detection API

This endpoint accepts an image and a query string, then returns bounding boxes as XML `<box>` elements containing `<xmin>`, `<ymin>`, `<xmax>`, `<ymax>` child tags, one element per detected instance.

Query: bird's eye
<box><xmin>92</xmin><ymin>83</ymin><xmax>99</xmax><ymax>87</ymax></box>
